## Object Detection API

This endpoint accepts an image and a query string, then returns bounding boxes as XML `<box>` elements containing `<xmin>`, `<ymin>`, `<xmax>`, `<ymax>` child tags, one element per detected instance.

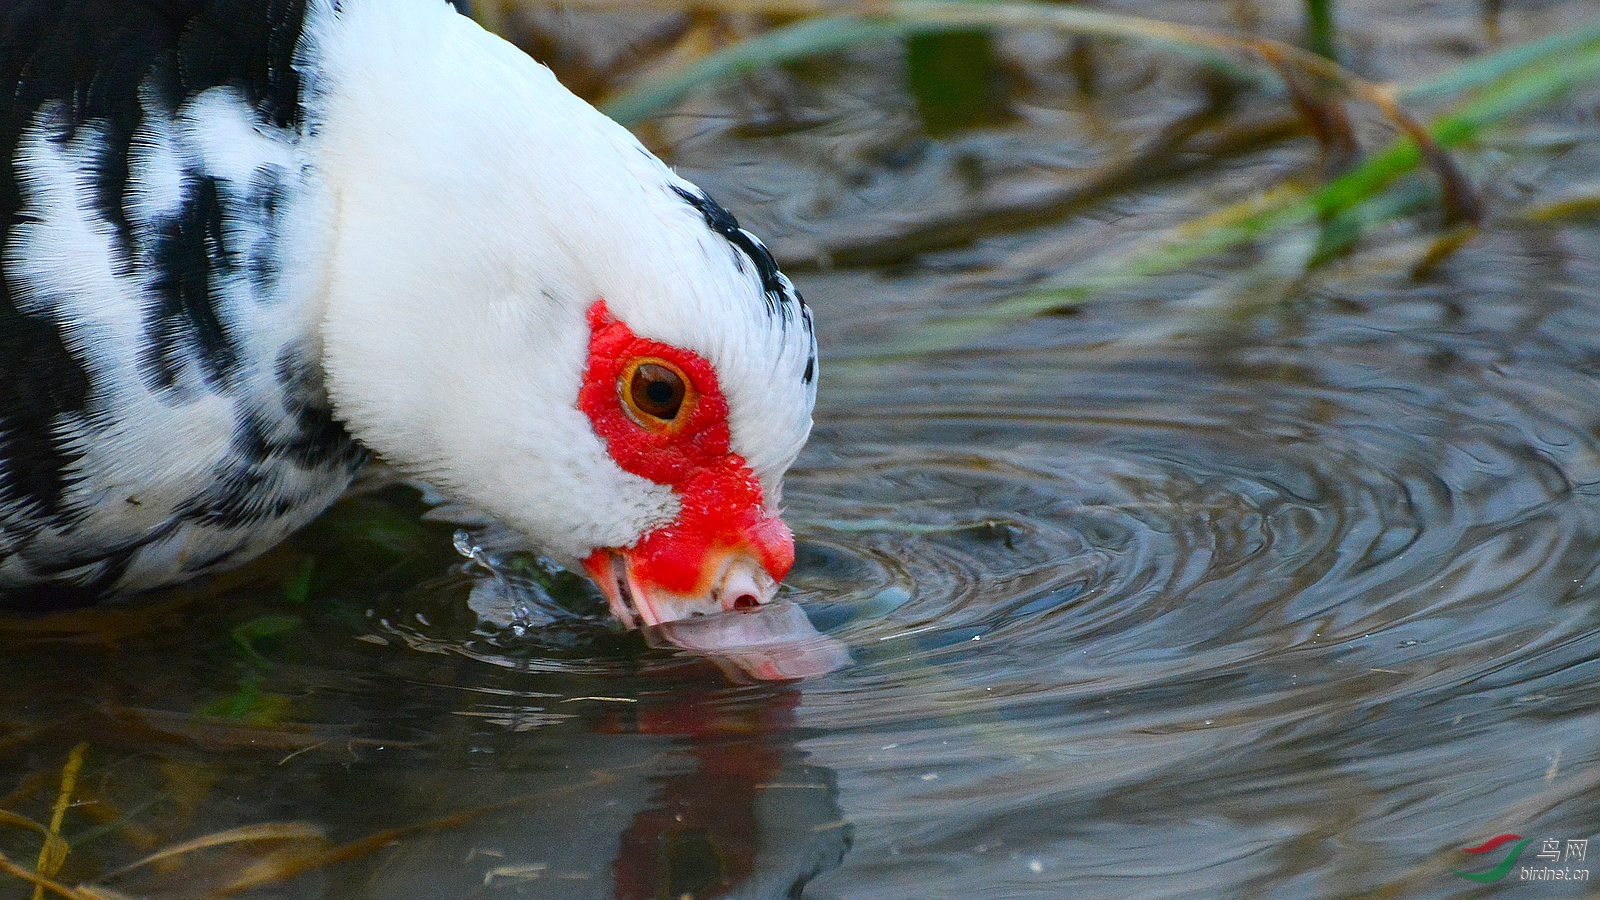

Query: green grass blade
<box><xmin>604</xmin><ymin>16</ymin><xmax>959</xmax><ymax>125</ymax></box>
<box><xmin>602</xmin><ymin>1</ymin><xmax>1304</xmax><ymax>125</ymax></box>
<box><xmin>1401</xmin><ymin>18</ymin><xmax>1600</xmax><ymax>100</ymax></box>
<box><xmin>1305</xmin><ymin>0</ymin><xmax>1337</xmax><ymax>60</ymax></box>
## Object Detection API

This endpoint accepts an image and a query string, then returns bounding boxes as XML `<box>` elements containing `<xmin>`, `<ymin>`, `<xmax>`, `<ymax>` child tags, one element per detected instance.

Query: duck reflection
<box><xmin>608</xmin><ymin>683</ymin><xmax>850</xmax><ymax>899</ymax></box>
<box><xmin>353</xmin><ymin>672</ymin><xmax>850</xmax><ymax>899</ymax></box>
<box><xmin>346</xmin><ymin>588</ymin><xmax>851</xmax><ymax>897</ymax></box>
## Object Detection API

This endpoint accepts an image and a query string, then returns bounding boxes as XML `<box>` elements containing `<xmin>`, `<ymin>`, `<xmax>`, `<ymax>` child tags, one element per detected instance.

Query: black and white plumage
<box><xmin>0</xmin><ymin>0</ymin><xmax>818</xmax><ymax>620</ymax></box>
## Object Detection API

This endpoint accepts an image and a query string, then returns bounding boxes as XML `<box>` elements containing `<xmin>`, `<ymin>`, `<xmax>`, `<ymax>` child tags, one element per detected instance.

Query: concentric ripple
<box><xmin>729</xmin><ymin>276</ymin><xmax>1600</xmax><ymax>895</ymax></box>
<box><xmin>800</xmin><ymin>343</ymin><xmax>1594</xmax><ymax>643</ymax></box>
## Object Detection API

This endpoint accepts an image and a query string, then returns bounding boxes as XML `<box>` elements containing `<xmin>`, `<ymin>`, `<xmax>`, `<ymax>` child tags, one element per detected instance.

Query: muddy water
<box><xmin>4</xmin><ymin>1</ymin><xmax>1600</xmax><ymax>897</ymax></box>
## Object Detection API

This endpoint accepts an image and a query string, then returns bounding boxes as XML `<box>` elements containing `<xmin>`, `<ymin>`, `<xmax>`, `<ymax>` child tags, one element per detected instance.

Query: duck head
<box><xmin>306</xmin><ymin>1</ymin><xmax>817</xmax><ymax>627</ymax></box>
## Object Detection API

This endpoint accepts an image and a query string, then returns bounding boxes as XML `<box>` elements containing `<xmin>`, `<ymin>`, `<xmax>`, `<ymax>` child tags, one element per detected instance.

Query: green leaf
<box><xmin>199</xmin><ymin>675</ymin><xmax>293</xmax><ymax>725</ymax></box>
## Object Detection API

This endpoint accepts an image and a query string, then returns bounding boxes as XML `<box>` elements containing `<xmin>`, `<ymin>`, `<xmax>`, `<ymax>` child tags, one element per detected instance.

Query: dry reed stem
<box><xmin>0</xmin><ymin>851</ymin><xmax>94</xmax><ymax>900</ymax></box>
<box><xmin>100</xmin><ymin>822</ymin><xmax>328</xmax><ymax>881</ymax></box>
<box><xmin>31</xmin><ymin>743</ymin><xmax>87</xmax><ymax>900</ymax></box>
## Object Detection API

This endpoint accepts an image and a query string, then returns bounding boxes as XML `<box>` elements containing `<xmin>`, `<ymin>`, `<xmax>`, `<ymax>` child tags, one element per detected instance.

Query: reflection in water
<box><xmin>348</xmin><ymin>677</ymin><xmax>849</xmax><ymax>899</ymax></box>
<box><xmin>611</xmin><ymin>687</ymin><xmax>849</xmax><ymax>900</ymax></box>
<box><xmin>647</xmin><ymin>603</ymin><xmax>854</xmax><ymax>683</ymax></box>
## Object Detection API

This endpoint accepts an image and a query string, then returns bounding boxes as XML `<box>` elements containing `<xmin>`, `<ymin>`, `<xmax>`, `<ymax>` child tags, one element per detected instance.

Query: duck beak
<box><xmin>583</xmin><ymin>507</ymin><xmax>794</xmax><ymax>628</ymax></box>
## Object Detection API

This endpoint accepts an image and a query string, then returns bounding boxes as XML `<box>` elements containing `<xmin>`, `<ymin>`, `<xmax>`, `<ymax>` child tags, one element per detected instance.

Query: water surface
<box><xmin>3</xmin><ymin>1</ymin><xmax>1599</xmax><ymax>896</ymax></box>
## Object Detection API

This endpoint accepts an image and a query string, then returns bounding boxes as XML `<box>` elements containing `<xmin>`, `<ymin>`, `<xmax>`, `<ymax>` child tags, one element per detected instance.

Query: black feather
<box><xmin>0</xmin><ymin>0</ymin><xmax>365</xmax><ymax>602</ymax></box>
<box><xmin>671</xmin><ymin>185</ymin><xmax>796</xmax><ymax>319</ymax></box>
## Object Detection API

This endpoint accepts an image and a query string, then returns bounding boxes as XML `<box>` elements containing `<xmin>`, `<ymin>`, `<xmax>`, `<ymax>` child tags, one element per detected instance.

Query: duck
<box><xmin>0</xmin><ymin>0</ymin><xmax>818</xmax><ymax>625</ymax></box>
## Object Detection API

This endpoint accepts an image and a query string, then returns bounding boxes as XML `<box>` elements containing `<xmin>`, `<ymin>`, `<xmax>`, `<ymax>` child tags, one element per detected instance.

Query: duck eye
<box><xmin>624</xmin><ymin>361</ymin><xmax>689</xmax><ymax>424</ymax></box>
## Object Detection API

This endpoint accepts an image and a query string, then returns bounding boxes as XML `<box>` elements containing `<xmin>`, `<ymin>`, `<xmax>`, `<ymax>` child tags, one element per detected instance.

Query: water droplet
<box><xmin>453</xmin><ymin>529</ymin><xmax>544</xmax><ymax>636</ymax></box>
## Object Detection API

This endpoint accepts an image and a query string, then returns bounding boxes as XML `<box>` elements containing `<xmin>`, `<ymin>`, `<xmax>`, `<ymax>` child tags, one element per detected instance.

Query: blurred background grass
<box><xmin>468</xmin><ymin>0</ymin><xmax>1600</xmax><ymax>352</ymax></box>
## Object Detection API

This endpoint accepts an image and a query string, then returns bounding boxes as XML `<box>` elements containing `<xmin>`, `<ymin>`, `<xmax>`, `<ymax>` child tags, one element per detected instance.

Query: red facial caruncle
<box><xmin>577</xmin><ymin>300</ymin><xmax>794</xmax><ymax>627</ymax></box>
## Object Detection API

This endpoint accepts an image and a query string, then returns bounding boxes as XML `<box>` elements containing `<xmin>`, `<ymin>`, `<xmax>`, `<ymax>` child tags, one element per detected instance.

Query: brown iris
<box><xmin>621</xmin><ymin>359</ymin><xmax>691</xmax><ymax>427</ymax></box>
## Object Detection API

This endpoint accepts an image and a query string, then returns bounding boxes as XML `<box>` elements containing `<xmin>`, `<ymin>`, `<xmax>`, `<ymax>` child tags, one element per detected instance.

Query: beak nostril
<box><xmin>716</xmin><ymin>561</ymin><xmax>774</xmax><ymax>615</ymax></box>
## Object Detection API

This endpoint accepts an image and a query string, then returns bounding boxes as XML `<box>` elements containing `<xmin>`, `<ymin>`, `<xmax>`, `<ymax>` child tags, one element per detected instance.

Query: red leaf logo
<box><xmin>1462</xmin><ymin>834</ymin><xmax>1523</xmax><ymax>854</ymax></box>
